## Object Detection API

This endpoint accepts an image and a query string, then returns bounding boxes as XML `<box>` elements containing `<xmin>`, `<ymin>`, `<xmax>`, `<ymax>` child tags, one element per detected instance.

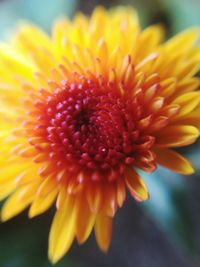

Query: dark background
<box><xmin>0</xmin><ymin>0</ymin><xmax>200</xmax><ymax>266</ymax></box>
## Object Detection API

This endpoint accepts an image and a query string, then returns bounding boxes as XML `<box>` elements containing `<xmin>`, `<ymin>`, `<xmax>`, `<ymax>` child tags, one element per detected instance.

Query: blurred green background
<box><xmin>0</xmin><ymin>0</ymin><xmax>200</xmax><ymax>266</ymax></box>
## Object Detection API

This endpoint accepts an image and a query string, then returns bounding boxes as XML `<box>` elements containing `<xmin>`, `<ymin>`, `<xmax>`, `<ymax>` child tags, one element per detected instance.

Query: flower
<box><xmin>0</xmin><ymin>6</ymin><xmax>200</xmax><ymax>263</ymax></box>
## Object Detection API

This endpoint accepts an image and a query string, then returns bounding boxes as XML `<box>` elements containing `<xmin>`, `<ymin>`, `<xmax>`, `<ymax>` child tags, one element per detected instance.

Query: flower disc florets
<box><xmin>24</xmin><ymin>75</ymin><xmax>156</xmax><ymax>185</ymax></box>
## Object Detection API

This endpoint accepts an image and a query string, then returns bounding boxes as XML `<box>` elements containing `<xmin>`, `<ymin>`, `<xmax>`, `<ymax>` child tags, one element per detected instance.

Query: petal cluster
<box><xmin>0</xmin><ymin>6</ymin><xmax>199</xmax><ymax>263</ymax></box>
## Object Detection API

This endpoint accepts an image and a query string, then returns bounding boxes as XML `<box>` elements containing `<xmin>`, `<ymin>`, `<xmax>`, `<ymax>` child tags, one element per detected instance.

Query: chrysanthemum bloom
<box><xmin>0</xmin><ymin>6</ymin><xmax>200</xmax><ymax>263</ymax></box>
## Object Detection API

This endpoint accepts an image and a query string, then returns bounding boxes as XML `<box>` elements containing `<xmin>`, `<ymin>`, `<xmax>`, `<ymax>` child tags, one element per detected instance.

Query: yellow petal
<box><xmin>0</xmin><ymin>162</ymin><xmax>30</xmax><ymax>185</ymax></box>
<box><xmin>138</xmin><ymin>25</ymin><xmax>164</xmax><ymax>58</ymax></box>
<box><xmin>94</xmin><ymin>212</ymin><xmax>112</xmax><ymax>252</ymax></box>
<box><xmin>29</xmin><ymin>187</ymin><xmax>58</xmax><ymax>218</ymax></box>
<box><xmin>125</xmin><ymin>168</ymin><xmax>149</xmax><ymax>202</ymax></box>
<box><xmin>160</xmin><ymin>77</ymin><xmax>177</xmax><ymax>96</ymax></box>
<box><xmin>86</xmin><ymin>181</ymin><xmax>104</xmax><ymax>213</ymax></box>
<box><xmin>48</xmin><ymin>194</ymin><xmax>76</xmax><ymax>264</ymax></box>
<box><xmin>52</xmin><ymin>18</ymin><xmax>70</xmax><ymax>52</ymax></box>
<box><xmin>103</xmin><ymin>184</ymin><xmax>118</xmax><ymax>217</ymax></box>
<box><xmin>56</xmin><ymin>187</ymin><xmax>68</xmax><ymax>210</ymax></box>
<box><xmin>165</xmin><ymin>28</ymin><xmax>200</xmax><ymax>52</ymax></box>
<box><xmin>0</xmin><ymin>183</ymin><xmax>16</xmax><ymax>201</ymax></box>
<box><xmin>154</xmin><ymin>148</ymin><xmax>194</xmax><ymax>175</ymax></box>
<box><xmin>176</xmin><ymin>78</ymin><xmax>200</xmax><ymax>94</ymax></box>
<box><xmin>155</xmin><ymin>125</ymin><xmax>199</xmax><ymax>147</ymax></box>
<box><xmin>13</xmin><ymin>23</ymin><xmax>52</xmax><ymax>54</ymax></box>
<box><xmin>1</xmin><ymin>183</ymin><xmax>38</xmax><ymax>221</ymax></box>
<box><xmin>176</xmin><ymin>106</ymin><xmax>200</xmax><ymax>129</ymax></box>
<box><xmin>75</xmin><ymin>193</ymin><xmax>95</xmax><ymax>244</ymax></box>
<box><xmin>173</xmin><ymin>92</ymin><xmax>200</xmax><ymax>118</ymax></box>
<box><xmin>15</xmin><ymin>170</ymin><xmax>38</xmax><ymax>186</ymax></box>
<box><xmin>0</xmin><ymin>42</ymin><xmax>35</xmax><ymax>71</ymax></box>
<box><xmin>36</xmin><ymin>176</ymin><xmax>57</xmax><ymax>197</ymax></box>
<box><xmin>177</xmin><ymin>60</ymin><xmax>199</xmax><ymax>79</ymax></box>
<box><xmin>116</xmin><ymin>178</ymin><xmax>126</xmax><ymax>208</ymax></box>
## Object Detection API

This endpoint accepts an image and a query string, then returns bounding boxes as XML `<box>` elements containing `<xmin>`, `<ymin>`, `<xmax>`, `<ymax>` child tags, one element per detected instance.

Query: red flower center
<box><xmin>23</xmin><ymin>76</ymin><xmax>156</xmax><ymax>182</ymax></box>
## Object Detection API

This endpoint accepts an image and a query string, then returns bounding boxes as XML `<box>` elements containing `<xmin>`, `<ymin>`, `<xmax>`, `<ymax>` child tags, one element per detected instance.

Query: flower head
<box><xmin>0</xmin><ymin>6</ymin><xmax>200</xmax><ymax>263</ymax></box>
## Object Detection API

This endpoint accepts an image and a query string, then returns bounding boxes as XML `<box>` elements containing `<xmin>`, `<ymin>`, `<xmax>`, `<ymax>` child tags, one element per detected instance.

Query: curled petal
<box><xmin>94</xmin><ymin>212</ymin><xmax>113</xmax><ymax>252</ymax></box>
<box><xmin>154</xmin><ymin>148</ymin><xmax>194</xmax><ymax>175</ymax></box>
<box><xmin>147</xmin><ymin>116</ymin><xmax>169</xmax><ymax>132</ymax></box>
<box><xmin>103</xmin><ymin>183</ymin><xmax>118</xmax><ymax>217</ymax></box>
<box><xmin>125</xmin><ymin>168</ymin><xmax>149</xmax><ymax>202</ymax></box>
<box><xmin>155</xmin><ymin>125</ymin><xmax>199</xmax><ymax>147</ymax></box>
<box><xmin>86</xmin><ymin>181</ymin><xmax>104</xmax><ymax>213</ymax></box>
<box><xmin>116</xmin><ymin>178</ymin><xmax>126</xmax><ymax>208</ymax></box>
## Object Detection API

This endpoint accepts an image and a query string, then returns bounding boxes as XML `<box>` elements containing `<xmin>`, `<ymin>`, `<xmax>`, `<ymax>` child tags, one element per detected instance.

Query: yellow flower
<box><xmin>0</xmin><ymin>6</ymin><xmax>200</xmax><ymax>263</ymax></box>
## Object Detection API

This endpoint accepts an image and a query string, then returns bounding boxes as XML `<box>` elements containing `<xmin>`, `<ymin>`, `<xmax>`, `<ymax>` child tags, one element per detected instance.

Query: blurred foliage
<box><xmin>0</xmin><ymin>211</ymin><xmax>82</xmax><ymax>267</ymax></box>
<box><xmin>0</xmin><ymin>0</ymin><xmax>78</xmax><ymax>38</ymax></box>
<box><xmin>160</xmin><ymin>0</ymin><xmax>200</xmax><ymax>32</ymax></box>
<box><xmin>142</xmin><ymin>167</ymin><xmax>196</xmax><ymax>254</ymax></box>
